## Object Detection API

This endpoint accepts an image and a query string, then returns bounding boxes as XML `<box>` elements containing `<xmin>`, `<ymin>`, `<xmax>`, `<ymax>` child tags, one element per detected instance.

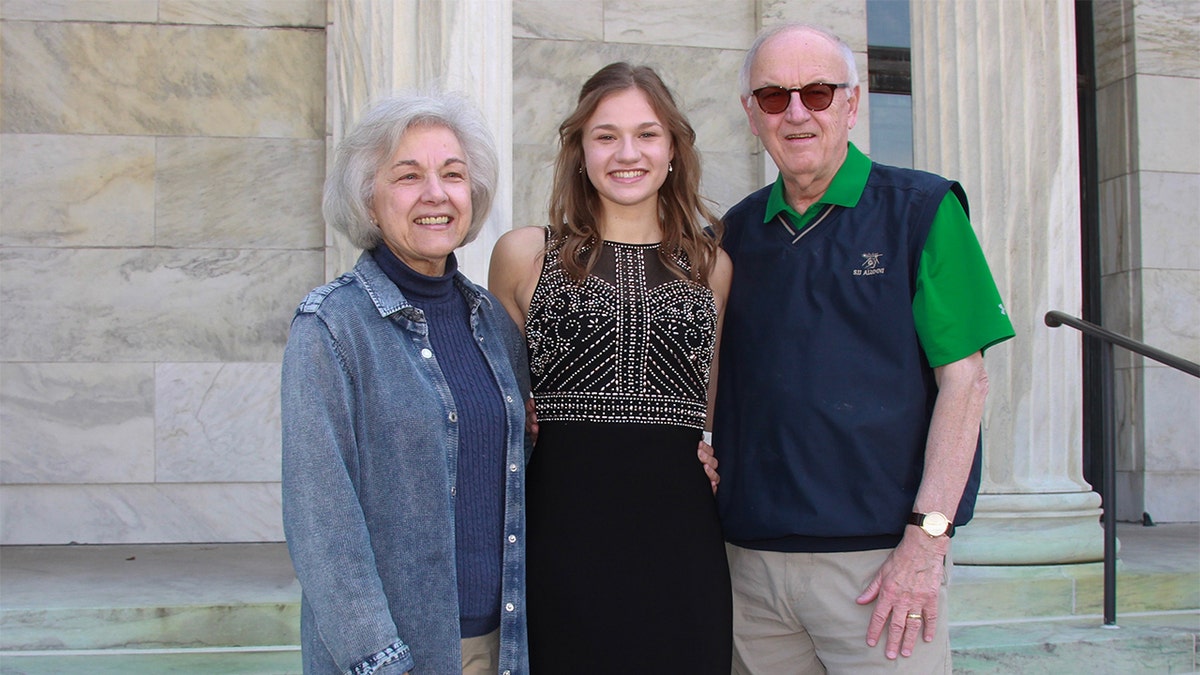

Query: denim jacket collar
<box><xmin>353</xmin><ymin>251</ymin><xmax>488</xmax><ymax>325</ymax></box>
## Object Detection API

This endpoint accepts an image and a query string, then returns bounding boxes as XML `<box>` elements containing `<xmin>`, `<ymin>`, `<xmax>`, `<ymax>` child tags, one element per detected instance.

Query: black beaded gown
<box><xmin>524</xmin><ymin>239</ymin><xmax>732</xmax><ymax>674</ymax></box>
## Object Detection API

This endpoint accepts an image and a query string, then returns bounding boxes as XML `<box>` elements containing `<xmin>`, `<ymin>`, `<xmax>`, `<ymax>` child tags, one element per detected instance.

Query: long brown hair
<box><xmin>548</xmin><ymin>62</ymin><xmax>722</xmax><ymax>284</ymax></box>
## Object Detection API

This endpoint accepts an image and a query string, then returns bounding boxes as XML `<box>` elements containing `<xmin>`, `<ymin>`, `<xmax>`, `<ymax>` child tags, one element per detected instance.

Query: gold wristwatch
<box><xmin>908</xmin><ymin>511</ymin><xmax>954</xmax><ymax>537</ymax></box>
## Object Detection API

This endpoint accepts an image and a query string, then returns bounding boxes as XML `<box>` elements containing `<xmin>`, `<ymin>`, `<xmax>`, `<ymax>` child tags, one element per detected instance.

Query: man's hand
<box><xmin>856</xmin><ymin>531</ymin><xmax>948</xmax><ymax>659</ymax></box>
<box><xmin>524</xmin><ymin>398</ymin><xmax>539</xmax><ymax>444</ymax></box>
<box><xmin>698</xmin><ymin>439</ymin><xmax>719</xmax><ymax>494</ymax></box>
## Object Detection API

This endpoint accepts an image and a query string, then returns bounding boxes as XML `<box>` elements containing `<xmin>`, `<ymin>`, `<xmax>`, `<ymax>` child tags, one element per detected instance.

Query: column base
<box><xmin>954</xmin><ymin>491</ymin><xmax>1106</xmax><ymax>565</ymax></box>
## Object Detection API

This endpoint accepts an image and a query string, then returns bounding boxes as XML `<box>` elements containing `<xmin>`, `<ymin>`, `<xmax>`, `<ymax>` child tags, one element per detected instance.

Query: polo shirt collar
<box><xmin>762</xmin><ymin>142</ymin><xmax>872</xmax><ymax>227</ymax></box>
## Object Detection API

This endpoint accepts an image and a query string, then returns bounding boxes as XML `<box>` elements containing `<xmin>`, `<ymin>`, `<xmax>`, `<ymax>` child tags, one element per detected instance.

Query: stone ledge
<box><xmin>951</xmin><ymin>613</ymin><xmax>1200</xmax><ymax>674</ymax></box>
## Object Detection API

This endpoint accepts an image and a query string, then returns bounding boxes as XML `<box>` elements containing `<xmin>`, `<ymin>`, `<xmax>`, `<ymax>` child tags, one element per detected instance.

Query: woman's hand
<box><xmin>525</xmin><ymin>397</ymin><xmax>539</xmax><ymax>444</ymax></box>
<box><xmin>698</xmin><ymin>439</ymin><xmax>719</xmax><ymax>494</ymax></box>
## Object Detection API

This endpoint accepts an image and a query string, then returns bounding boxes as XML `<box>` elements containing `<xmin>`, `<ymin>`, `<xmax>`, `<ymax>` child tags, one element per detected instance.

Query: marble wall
<box><xmin>1093</xmin><ymin>0</ymin><xmax>1200</xmax><ymax>523</ymax></box>
<box><xmin>2</xmin><ymin>0</ymin><xmax>1194</xmax><ymax>546</ymax></box>
<box><xmin>0</xmin><ymin>0</ymin><xmax>328</xmax><ymax>543</ymax></box>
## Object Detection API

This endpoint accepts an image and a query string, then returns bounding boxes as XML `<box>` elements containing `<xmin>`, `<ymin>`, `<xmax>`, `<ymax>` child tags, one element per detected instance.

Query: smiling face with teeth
<box><xmin>369</xmin><ymin>123</ymin><xmax>473</xmax><ymax>276</ymax></box>
<box><xmin>581</xmin><ymin>87</ymin><xmax>674</xmax><ymax>229</ymax></box>
<box><xmin>744</xmin><ymin>26</ymin><xmax>860</xmax><ymax>213</ymax></box>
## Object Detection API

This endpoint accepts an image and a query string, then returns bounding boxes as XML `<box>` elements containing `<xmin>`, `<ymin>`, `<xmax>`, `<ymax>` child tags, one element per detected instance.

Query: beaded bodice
<box><xmin>526</xmin><ymin>240</ymin><xmax>716</xmax><ymax>429</ymax></box>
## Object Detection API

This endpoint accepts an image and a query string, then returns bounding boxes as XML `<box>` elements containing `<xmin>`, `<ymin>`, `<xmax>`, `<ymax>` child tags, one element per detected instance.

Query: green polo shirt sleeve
<box><xmin>913</xmin><ymin>193</ymin><xmax>1016</xmax><ymax>367</ymax></box>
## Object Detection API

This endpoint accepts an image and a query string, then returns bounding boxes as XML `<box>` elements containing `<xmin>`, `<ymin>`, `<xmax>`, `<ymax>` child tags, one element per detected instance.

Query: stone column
<box><xmin>325</xmin><ymin>0</ymin><xmax>513</xmax><ymax>282</ymax></box>
<box><xmin>910</xmin><ymin>0</ymin><xmax>1104</xmax><ymax>564</ymax></box>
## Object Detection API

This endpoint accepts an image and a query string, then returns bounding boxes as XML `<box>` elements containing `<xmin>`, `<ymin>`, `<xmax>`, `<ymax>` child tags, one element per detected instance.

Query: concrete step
<box><xmin>952</xmin><ymin>559</ymin><xmax>1200</xmax><ymax>623</ymax></box>
<box><xmin>947</xmin><ymin>524</ymin><xmax>1200</xmax><ymax>673</ymax></box>
<box><xmin>0</xmin><ymin>647</ymin><xmax>300</xmax><ymax>675</ymax></box>
<box><xmin>951</xmin><ymin>612</ymin><xmax>1200</xmax><ymax>674</ymax></box>
<box><xmin>952</xmin><ymin>522</ymin><xmax>1200</xmax><ymax>623</ymax></box>
<box><xmin>0</xmin><ymin>525</ymin><xmax>1195</xmax><ymax>673</ymax></box>
<box><xmin>0</xmin><ymin>543</ymin><xmax>299</xmax><ymax>652</ymax></box>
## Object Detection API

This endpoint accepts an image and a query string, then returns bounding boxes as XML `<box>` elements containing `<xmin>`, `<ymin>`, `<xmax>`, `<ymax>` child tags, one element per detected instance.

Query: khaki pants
<box><xmin>727</xmin><ymin>544</ymin><xmax>951</xmax><ymax>675</ymax></box>
<box><xmin>461</xmin><ymin>628</ymin><xmax>499</xmax><ymax>675</ymax></box>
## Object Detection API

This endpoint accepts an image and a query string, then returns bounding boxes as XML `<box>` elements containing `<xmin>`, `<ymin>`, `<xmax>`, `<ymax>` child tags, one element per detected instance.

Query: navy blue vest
<box><xmin>714</xmin><ymin>164</ymin><xmax>980</xmax><ymax>552</ymax></box>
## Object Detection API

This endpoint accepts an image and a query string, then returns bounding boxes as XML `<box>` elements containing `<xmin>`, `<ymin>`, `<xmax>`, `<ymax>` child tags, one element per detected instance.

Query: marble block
<box><xmin>760</xmin><ymin>0</ymin><xmax>868</xmax><ymax>52</ymax></box>
<box><xmin>605</xmin><ymin>0</ymin><xmax>754</xmax><ymax>50</ymax></box>
<box><xmin>1092</xmin><ymin>0</ymin><xmax>1136</xmax><ymax>90</ymax></box>
<box><xmin>1139</xmin><ymin>171</ymin><xmax>1200</xmax><ymax>272</ymax></box>
<box><xmin>1112</xmin><ymin>365</ymin><xmax>1145</xmax><ymax>471</ymax></box>
<box><xmin>0</xmin><ymin>363</ymin><xmax>155</xmax><ymax>484</ymax></box>
<box><xmin>1094</xmin><ymin>76</ymin><xmax>1136</xmax><ymax>183</ymax></box>
<box><xmin>0</xmin><ymin>248</ymin><xmax>325</xmax><ymax>363</ymax></box>
<box><xmin>700</xmin><ymin>149</ymin><xmax>758</xmax><ymax>217</ymax></box>
<box><xmin>1100</xmin><ymin>268</ymin><xmax>1141</xmax><ymax>371</ymax></box>
<box><xmin>1145</xmin><ymin>361</ymin><xmax>1200</xmax><ymax>453</ymax></box>
<box><xmin>0</xmin><ymin>482</ymin><xmax>284</xmax><ymax>544</ymax></box>
<box><xmin>158</xmin><ymin>0</ymin><xmax>325</xmax><ymax>28</ymax></box>
<box><xmin>513</xmin><ymin>0</ymin><xmax>602</xmax><ymax>41</ymax></box>
<box><xmin>511</xmin><ymin>142</ymin><xmax>556</xmax><ymax>232</ymax></box>
<box><xmin>0</xmin><ymin>0</ymin><xmax>156</xmax><ymax>22</ymax></box>
<box><xmin>1098</xmin><ymin>172</ymin><xmax>1140</xmax><ymax>276</ymax></box>
<box><xmin>0</xmin><ymin>21</ymin><xmax>324</xmax><ymax>138</ymax></box>
<box><xmin>1144</xmin><ymin>470</ymin><xmax>1200</xmax><ymax>523</ymax></box>
<box><xmin>155</xmin><ymin>362</ymin><xmax>282</xmax><ymax>483</ymax></box>
<box><xmin>669</xmin><ymin>51</ymin><xmax>760</xmax><ymax>155</ymax></box>
<box><xmin>156</xmin><ymin>137</ymin><xmax>325</xmax><ymax>250</ymax></box>
<box><xmin>1104</xmin><ymin>0</ymin><xmax>1200</xmax><ymax>81</ymax></box>
<box><xmin>0</xmin><ymin>134</ymin><xmax>155</xmax><ymax>248</ymax></box>
<box><xmin>1136</xmin><ymin>75</ymin><xmax>1200</xmax><ymax>174</ymax></box>
<box><xmin>1140</xmin><ymin>267</ymin><xmax>1200</xmax><ymax>361</ymax></box>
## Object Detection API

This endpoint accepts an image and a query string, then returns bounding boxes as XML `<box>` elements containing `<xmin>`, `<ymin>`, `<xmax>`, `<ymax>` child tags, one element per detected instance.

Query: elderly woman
<box><xmin>281</xmin><ymin>93</ymin><xmax>529</xmax><ymax>675</ymax></box>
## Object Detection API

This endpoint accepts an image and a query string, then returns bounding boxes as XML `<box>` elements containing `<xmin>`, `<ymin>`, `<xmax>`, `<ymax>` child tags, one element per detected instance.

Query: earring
<box><xmin>578</xmin><ymin>166</ymin><xmax>584</xmax><ymax>174</ymax></box>
<box><xmin>668</xmin><ymin>162</ymin><xmax>674</xmax><ymax>173</ymax></box>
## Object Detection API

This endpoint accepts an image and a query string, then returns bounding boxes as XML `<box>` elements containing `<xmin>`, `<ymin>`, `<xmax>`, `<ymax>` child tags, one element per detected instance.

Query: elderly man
<box><xmin>713</xmin><ymin>23</ymin><xmax>1015</xmax><ymax>673</ymax></box>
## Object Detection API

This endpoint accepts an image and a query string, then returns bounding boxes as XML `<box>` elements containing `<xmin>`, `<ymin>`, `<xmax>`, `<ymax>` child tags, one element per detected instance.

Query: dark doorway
<box><xmin>1075</xmin><ymin>1</ymin><xmax>1104</xmax><ymax>495</ymax></box>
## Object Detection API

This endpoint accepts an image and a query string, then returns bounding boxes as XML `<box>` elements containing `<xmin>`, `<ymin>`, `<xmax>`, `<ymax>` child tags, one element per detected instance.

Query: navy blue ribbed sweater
<box><xmin>372</xmin><ymin>247</ymin><xmax>505</xmax><ymax>638</ymax></box>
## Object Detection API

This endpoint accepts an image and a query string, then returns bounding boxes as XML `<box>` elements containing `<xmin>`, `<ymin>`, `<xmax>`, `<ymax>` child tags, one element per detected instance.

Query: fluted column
<box><xmin>325</xmin><ymin>0</ymin><xmax>513</xmax><ymax>281</ymax></box>
<box><xmin>911</xmin><ymin>0</ymin><xmax>1104</xmax><ymax>564</ymax></box>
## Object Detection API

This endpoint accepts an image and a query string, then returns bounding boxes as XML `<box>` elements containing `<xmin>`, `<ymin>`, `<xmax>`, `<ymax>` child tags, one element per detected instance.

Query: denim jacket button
<box><xmin>420</xmin><ymin>348</ymin><xmax>433</xmax><ymax>359</ymax></box>
<box><xmin>508</xmin><ymin>534</ymin><xmax>517</xmax><ymax>543</ymax></box>
<box><xmin>506</xmin><ymin>395</ymin><xmax>513</xmax><ymax>403</ymax></box>
<box><xmin>509</xmin><ymin>463</ymin><xmax>518</xmax><ymax>472</ymax></box>
<box><xmin>505</xmin><ymin>602</ymin><xmax>515</xmax><ymax>612</ymax></box>
<box><xmin>448</xmin><ymin>411</ymin><xmax>457</xmax><ymax>423</ymax></box>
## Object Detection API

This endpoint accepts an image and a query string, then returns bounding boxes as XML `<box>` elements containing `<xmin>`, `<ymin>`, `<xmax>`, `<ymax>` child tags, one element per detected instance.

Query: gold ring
<box><xmin>907</xmin><ymin>613</ymin><xmax>923</xmax><ymax>620</ymax></box>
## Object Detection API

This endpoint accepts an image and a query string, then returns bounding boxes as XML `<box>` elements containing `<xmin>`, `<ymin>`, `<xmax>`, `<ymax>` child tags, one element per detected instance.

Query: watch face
<box><xmin>923</xmin><ymin>512</ymin><xmax>950</xmax><ymax>536</ymax></box>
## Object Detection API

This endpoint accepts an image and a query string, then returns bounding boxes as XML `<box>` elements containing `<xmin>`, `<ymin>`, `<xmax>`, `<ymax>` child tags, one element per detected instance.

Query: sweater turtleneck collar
<box><xmin>371</xmin><ymin>246</ymin><xmax>459</xmax><ymax>305</ymax></box>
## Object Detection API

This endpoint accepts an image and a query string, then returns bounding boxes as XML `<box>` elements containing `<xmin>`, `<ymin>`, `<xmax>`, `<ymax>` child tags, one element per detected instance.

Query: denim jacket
<box><xmin>282</xmin><ymin>252</ymin><xmax>530</xmax><ymax>675</ymax></box>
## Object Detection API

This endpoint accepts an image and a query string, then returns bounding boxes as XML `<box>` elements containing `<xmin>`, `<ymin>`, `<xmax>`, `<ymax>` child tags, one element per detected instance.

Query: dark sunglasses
<box><xmin>750</xmin><ymin>82</ymin><xmax>850</xmax><ymax>114</ymax></box>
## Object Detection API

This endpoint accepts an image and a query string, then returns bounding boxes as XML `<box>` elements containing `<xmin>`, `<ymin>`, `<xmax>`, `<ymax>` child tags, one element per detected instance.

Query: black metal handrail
<box><xmin>1044</xmin><ymin>310</ymin><xmax>1200</xmax><ymax>627</ymax></box>
<box><xmin>1046</xmin><ymin>311</ymin><xmax>1200</xmax><ymax>377</ymax></box>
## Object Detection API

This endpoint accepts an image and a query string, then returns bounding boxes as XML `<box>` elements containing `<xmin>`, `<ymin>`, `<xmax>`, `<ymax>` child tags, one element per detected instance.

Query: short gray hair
<box><xmin>322</xmin><ymin>92</ymin><xmax>499</xmax><ymax>250</ymax></box>
<box><xmin>738</xmin><ymin>23</ymin><xmax>859</xmax><ymax>100</ymax></box>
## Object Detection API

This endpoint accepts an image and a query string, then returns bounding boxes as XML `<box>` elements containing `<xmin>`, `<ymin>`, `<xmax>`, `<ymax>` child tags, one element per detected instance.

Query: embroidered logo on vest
<box><xmin>853</xmin><ymin>252</ymin><xmax>885</xmax><ymax>277</ymax></box>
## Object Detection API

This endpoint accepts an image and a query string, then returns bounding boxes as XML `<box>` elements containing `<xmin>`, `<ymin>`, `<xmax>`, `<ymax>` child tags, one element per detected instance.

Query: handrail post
<box><xmin>1044</xmin><ymin>309</ymin><xmax>1199</xmax><ymax>629</ymax></box>
<box><xmin>1101</xmin><ymin>339</ymin><xmax>1117</xmax><ymax>626</ymax></box>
